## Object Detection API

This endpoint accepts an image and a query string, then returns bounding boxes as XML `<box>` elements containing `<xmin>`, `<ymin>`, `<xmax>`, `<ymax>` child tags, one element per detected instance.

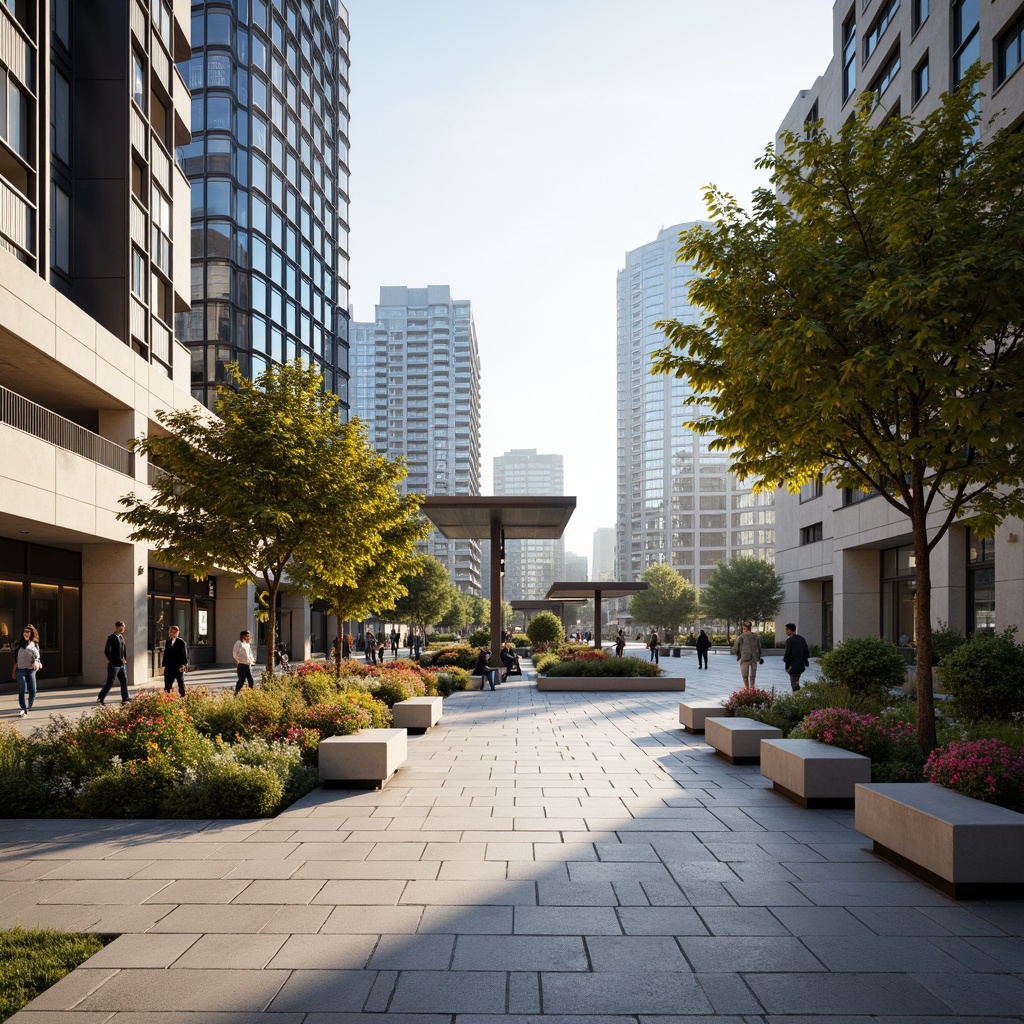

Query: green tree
<box><xmin>386</xmin><ymin>555</ymin><xmax>456</xmax><ymax>639</ymax></box>
<box><xmin>118</xmin><ymin>361</ymin><xmax>388</xmax><ymax>674</ymax></box>
<box><xmin>700</xmin><ymin>557</ymin><xmax>783</xmax><ymax>638</ymax></box>
<box><xmin>526</xmin><ymin>610</ymin><xmax>565</xmax><ymax>647</ymax></box>
<box><xmin>652</xmin><ymin>72</ymin><xmax>1024</xmax><ymax>749</ymax></box>
<box><xmin>628</xmin><ymin>564</ymin><xmax>699</xmax><ymax>635</ymax></box>
<box><xmin>437</xmin><ymin>591</ymin><xmax>468</xmax><ymax>632</ymax></box>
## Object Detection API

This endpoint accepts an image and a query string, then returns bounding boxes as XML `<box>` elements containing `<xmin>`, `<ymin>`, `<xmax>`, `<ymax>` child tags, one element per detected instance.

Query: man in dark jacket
<box><xmin>98</xmin><ymin>621</ymin><xmax>130</xmax><ymax>705</ymax></box>
<box><xmin>162</xmin><ymin>625</ymin><xmax>189</xmax><ymax>696</ymax></box>
<box><xmin>783</xmin><ymin>623</ymin><xmax>810</xmax><ymax>692</ymax></box>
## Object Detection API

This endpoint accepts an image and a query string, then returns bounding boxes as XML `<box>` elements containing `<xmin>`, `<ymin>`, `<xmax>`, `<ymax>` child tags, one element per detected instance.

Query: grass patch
<box><xmin>0</xmin><ymin>926</ymin><xmax>106</xmax><ymax>1021</ymax></box>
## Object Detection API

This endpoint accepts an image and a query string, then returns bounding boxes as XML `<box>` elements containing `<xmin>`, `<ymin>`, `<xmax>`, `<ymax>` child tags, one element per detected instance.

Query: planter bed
<box><xmin>855</xmin><ymin>782</ymin><xmax>1024</xmax><ymax>899</ymax></box>
<box><xmin>678</xmin><ymin>700</ymin><xmax>727</xmax><ymax>734</ymax></box>
<box><xmin>319</xmin><ymin>728</ymin><xmax>407</xmax><ymax>789</ymax></box>
<box><xmin>760</xmin><ymin>738</ymin><xmax>870</xmax><ymax>808</ymax></box>
<box><xmin>536</xmin><ymin>676</ymin><xmax>685</xmax><ymax>692</ymax></box>
<box><xmin>704</xmin><ymin>717</ymin><xmax>782</xmax><ymax>764</ymax></box>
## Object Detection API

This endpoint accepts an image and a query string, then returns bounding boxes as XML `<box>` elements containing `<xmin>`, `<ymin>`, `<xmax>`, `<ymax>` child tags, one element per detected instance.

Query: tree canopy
<box><xmin>386</xmin><ymin>554</ymin><xmax>456</xmax><ymax>639</ymax></box>
<box><xmin>700</xmin><ymin>557</ymin><xmax>783</xmax><ymax>635</ymax></box>
<box><xmin>118</xmin><ymin>361</ymin><xmax>410</xmax><ymax>672</ymax></box>
<box><xmin>651</xmin><ymin>69</ymin><xmax>1024</xmax><ymax>748</ymax></box>
<box><xmin>628</xmin><ymin>563</ymin><xmax>699</xmax><ymax>634</ymax></box>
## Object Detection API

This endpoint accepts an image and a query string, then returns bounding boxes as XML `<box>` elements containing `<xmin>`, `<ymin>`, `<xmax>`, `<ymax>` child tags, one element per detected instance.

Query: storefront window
<box><xmin>0</xmin><ymin>580</ymin><xmax>23</xmax><ymax>648</ymax></box>
<box><xmin>967</xmin><ymin>529</ymin><xmax>995</xmax><ymax>635</ymax></box>
<box><xmin>30</xmin><ymin>584</ymin><xmax>60</xmax><ymax>650</ymax></box>
<box><xmin>881</xmin><ymin>545</ymin><xmax>916</xmax><ymax>647</ymax></box>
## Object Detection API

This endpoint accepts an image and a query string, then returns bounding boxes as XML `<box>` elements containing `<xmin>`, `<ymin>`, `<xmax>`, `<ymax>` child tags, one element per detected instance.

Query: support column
<box><xmin>490</xmin><ymin>520</ymin><xmax>503</xmax><ymax>668</ymax></box>
<box><xmin>593</xmin><ymin>589</ymin><xmax>602</xmax><ymax>647</ymax></box>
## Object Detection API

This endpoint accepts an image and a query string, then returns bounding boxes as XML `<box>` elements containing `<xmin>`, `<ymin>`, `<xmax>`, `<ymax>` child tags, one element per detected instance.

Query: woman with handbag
<box><xmin>14</xmin><ymin>623</ymin><xmax>41</xmax><ymax>718</ymax></box>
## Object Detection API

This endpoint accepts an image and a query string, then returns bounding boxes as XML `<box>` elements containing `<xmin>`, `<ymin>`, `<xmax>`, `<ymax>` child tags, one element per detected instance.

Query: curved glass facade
<box><xmin>176</xmin><ymin>0</ymin><xmax>350</xmax><ymax>409</ymax></box>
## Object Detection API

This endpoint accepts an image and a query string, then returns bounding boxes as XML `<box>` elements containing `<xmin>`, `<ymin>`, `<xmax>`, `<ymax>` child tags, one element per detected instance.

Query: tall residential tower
<box><xmin>616</xmin><ymin>223</ymin><xmax>774</xmax><ymax>587</ymax></box>
<box><xmin>352</xmin><ymin>286</ymin><xmax>482</xmax><ymax>593</ymax></box>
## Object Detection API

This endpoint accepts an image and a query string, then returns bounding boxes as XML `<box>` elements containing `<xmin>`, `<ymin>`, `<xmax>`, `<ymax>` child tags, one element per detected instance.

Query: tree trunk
<box><xmin>335</xmin><ymin>612</ymin><xmax>343</xmax><ymax>679</ymax></box>
<box><xmin>911</xmin><ymin>490</ymin><xmax>937</xmax><ymax>752</ymax></box>
<box><xmin>266</xmin><ymin>579</ymin><xmax>279</xmax><ymax>676</ymax></box>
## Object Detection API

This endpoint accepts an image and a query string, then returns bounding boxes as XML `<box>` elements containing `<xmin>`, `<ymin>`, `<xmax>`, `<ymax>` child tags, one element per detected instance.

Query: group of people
<box><xmin>732</xmin><ymin>620</ymin><xmax>810</xmax><ymax>691</ymax></box>
<box><xmin>473</xmin><ymin>644</ymin><xmax>522</xmax><ymax>690</ymax></box>
<box><xmin>96</xmin><ymin>621</ymin><xmax>192</xmax><ymax>705</ymax></box>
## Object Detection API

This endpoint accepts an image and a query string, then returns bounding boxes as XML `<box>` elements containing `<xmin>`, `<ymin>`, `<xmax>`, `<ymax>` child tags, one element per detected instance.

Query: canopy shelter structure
<box><xmin>544</xmin><ymin>581</ymin><xmax>650</xmax><ymax>648</ymax></box>
<box><xmin>511</xmin><ymin>599</ymin><xmax>585</xmax><ymax>632</ymax></box>
<box><xmin>422</xmin><ymin>496</ymin><xmax>576</xmax><ymax>667</ymax></box>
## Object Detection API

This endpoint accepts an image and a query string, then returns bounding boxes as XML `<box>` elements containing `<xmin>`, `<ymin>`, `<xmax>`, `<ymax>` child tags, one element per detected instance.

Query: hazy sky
<box><xmin>344</xmin><ymin>0</ymin><xmax>835</xmax><ymax>562</ymax></box>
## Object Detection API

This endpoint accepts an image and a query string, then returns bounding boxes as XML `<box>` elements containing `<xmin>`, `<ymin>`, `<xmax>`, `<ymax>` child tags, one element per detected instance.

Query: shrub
<box><xmin>228</xmin><ymin>737</ymin><xmax>318</xmax><ymax>806</ymax></box>
<box><xmin>0</xmin><ymin>725</ymin><xmax>50</xmax><ymax>816</ymax></box>
<box><xmin>818</xmin><ymin>635</ymin><xmax>907</xmax><ymax>698</ymax></box>
<box><xmin>431</xmin><ymin>644</ymin><xmax>480</xmax><ymax>670</ymax></box>
<box><xmin>338</xmin><ymin>690</ymin><xmax>392</xmax><ymax>729</ymax></box>
<box><xmin>426</xmin><ymin>668</ymin><xmax>471</xmax><ymax>696</ymax></box>
<box><xmin>526</xmin><ymin>611</ymin><xmax>565</xmax><ymax>647</ymax></box>
<box><xmin>941</xmin><ymin>628</ymin><xmax>1024</xmax><ymax>724</ymax></box>
<box><xmin>184</xmin><ymin>760</ymin><xmax>284</xmax><ymax>818</ymax></box>
<box><xmin>931</xmin><ymin>620</ymin><xmax>968</xmax><ymax>665</ymax></box>
<box><xmin>554</xmin><ymin>643</ymin><xmax>606</xmax><ymax>661</ymax></box>
<box><xmin>540</xmin><ymin>656</ymin><xmax>663</xmax><ymax>678</ymax></box>
<box><xmin>301</xmin><ymin>699</ymin><xmax>373</xmax><ymax>738</ymax></box>
<box><xmin>75</xmin><ymin>752</ymin><xmax>181</xmax><ymax>818</ymax></box>
<box><xmin>365</xmin><ymin>668</ymin><xmax>427</xmax><ymax>707</ymax></box>
<box><xmin>467</xmin><ymin>628</ymin><xmax>491</xmax><ymax>647</ymax></box>
<box><xmin>512</xmin><ymin>633</ymin><xmax>529</xmax><ymax>647</ymax></box>
<box><xmin>734</xmin><ymin>687</ymin><xmax>826</xmax><ymax>735</ymax></box>
<box><xmin>533</xmin><ymin>652</ymin><xmax>560</xmax><ymax>673</ymax></box>
<box><xmin>724</xmin><ymin>688</ymin><xmax>774</xmax><ymax>715</ymax></box>
<box><xmin>791</xmin><ymin>707</ymin><xmax>915</xmax><ymax>764</ymax></box>
<box><xmin>925</xmin><ymin>739</ymin><xmax>1024</xmax><ymax>813</ymax></box>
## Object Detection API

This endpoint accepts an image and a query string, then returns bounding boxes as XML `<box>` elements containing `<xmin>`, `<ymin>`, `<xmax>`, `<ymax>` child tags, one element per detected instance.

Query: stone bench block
<box><xmin>318</xmin><ymin>728</ymin><xmax>407</xmax><ymax>789</ymax></box>
<box><xmin>760</xmin><ymin>738</ymin><xmax>870</xmax><ymax>807</ymax></box>
<box><xmin>678</xmin><ymin>701</ymin><xmax>727</xmax><ymax>734</ymax></box>
<box><xmin>392</xmin><ymin>696</ymin><xmax>443</xmax><ymax>733</ymax></box>
<box><xmin>536</xmin><ymin>676</ymin><xmax>685</xmax><ymax>692</ymax></box>
<box><xmin>704</xmin><ymin>717</ymin><xmax>782</xmax><ymax>764</ymax></box>
<box><xmin>854</xmin><ymin>782</ymin><xmax>1024</xmax><ymax>899</ymax></box>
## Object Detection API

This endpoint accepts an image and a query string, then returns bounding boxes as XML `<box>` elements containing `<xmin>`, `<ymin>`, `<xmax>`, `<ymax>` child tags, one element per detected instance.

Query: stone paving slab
<box><xmin>4</xmin><ymin>657</ymin><xmax>1024</xmax><ymax>1020</ymax></box>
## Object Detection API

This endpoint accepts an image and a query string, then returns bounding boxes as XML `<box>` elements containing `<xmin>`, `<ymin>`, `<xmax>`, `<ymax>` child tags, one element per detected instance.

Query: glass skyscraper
<box><xmin>616</xmin><ymin>223</ymin><xmax>774</xmax><ymax>586</ymax></box>
<box><xmin>177</xmin><ymin>0</ymin><xmax>351</xmax><ymax>408</ymax></box>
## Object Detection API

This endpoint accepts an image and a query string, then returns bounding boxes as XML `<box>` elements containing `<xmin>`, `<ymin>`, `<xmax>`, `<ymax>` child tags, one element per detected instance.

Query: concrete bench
<box><xmin>855</xmin><ymin>782</ymin><xmax>1024</xmax><ymax>899</ymax></box>
<box><xmin>392</xmin><ymin>696</ymin><xmax>443</xmax><ymax>734</ymax></box>
<box><xmin>704</xmin><ymin>717</ymin><xmax>782</xmax><ymax>764</ymax></box>
<box><xmin>760</xmin><ymin>738</ymin><xmax>870</xmax><ymax>807</ymax></box>
<box><xmin>678</xmin><ymin>700</ymin><xmax>727</xmax><ymax>734</ymax></box>
<box><xmin>318</xmin><ymin>728</ymin><xmax>407</xmax><ymax>789</ymax></box>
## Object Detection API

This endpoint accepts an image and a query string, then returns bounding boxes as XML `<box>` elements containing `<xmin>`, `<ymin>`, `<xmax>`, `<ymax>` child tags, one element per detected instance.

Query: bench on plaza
<box><xmin>678</xmin><ymin>700</ymin><xmax>727</xmax><ymax>734</ymax></box>
<box><xmin>318</xmin><ymin>728</ymin><xmax>407</xmax><ymax>789</ymax></box>
<box><xmin>392</xmin><ymin>696</ymin><xmax>443</xmax><ymax>734</ymax></box>
<box><xmin>760</xmin><ymin>738</ymin><xmax>870</xmax><ymax>807</ymax></box>
<box><xmin>854</xmin><ymin>782</ymin><xmax>1024</xmax><ymax>899</ymax></box>
<box><xmin>704</xmin><ymin>717</ymin><xmax>782</xmax><ymax>764</ymax></box>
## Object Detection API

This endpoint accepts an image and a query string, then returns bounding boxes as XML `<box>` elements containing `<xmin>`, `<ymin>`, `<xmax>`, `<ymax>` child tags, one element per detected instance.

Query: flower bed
<box><xmin>925</xmin><ymin>739</ymin><xmax>1024</xmax><ymax>813</ymax></box>
<box><xmin>539</xmin><ymin>655</ymin><xmax>664</xmax><ymax>678</ymax></box>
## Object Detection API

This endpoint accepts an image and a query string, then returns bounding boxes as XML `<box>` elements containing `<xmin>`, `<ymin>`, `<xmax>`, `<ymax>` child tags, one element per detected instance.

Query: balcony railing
<box><xmin>0</xmin><ymin>386</ymin><xmax>133</xmax><ymax>476</ymax></box>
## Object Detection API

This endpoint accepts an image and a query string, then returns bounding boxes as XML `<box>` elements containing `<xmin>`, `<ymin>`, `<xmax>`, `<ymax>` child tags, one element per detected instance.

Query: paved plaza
<box><xmin>2</xmin><ymin>647</ymin><xmax>1023</xmax><ymax>1021</ymax></box>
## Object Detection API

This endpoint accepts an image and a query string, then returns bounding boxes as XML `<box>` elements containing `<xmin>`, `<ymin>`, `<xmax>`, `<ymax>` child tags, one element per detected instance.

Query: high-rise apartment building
<box><xmin>351</xmin><ymin>286</ymin><xmax>482</xmax><ymax>593</ymax></box>
<box><xmin>616</xmin><ymin>224</ymin><xmax>774</xmax><ymax>587</ymax></box>
<box><xmin>492</xmin><ymin>449</ymin><xmax>565</xmax><ymax>601</ymax></box>
<box><xmin>178</xmin><ymin>0</ymin><xmax>351</xmax><ymax>409</ymax></box>
<box><xmin>773</xmin><ymin>0</ymin><xmax>1024</xmax><ymax>649</ymax></box>
<box><xmin>563</xmin><ymin>552</ymin><xmax>588</xmax><ymax>582</ymax></box>
<box><xmin>0</xmin><ymin>0</ymin><xmax>254</xmax><ymax>684</ymax></box>
<box><xmin>592</xmin><ymin>527</ymin><xmax>616</xmax><ymax>583</ymax></box>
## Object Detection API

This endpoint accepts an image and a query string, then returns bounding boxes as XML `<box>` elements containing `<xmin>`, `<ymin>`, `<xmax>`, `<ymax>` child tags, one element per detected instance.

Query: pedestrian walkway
<box><xmin>3</xmin><ymin>655</ymin><xmax>1023</xmax><ymax>1020</ymax></box>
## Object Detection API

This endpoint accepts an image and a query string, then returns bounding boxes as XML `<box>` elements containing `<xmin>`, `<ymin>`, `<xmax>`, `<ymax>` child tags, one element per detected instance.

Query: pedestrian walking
<box><xmin>783</xmin><ymin>622</ymin><xmax>811</xmax><ymax>691</ymax></box>
<box><xmin>233</xmin><ymin>629</ymin><xmax>256</xmax><ymax>693</ymax></box>
<box><xmin>695</xmin><ymin>629</ymin><xmax>711</xmax><ymax>670</ymax></box>
<box><xmin>390</xmin><ymin>629</ymin><xmax>399</xmax><ymax>659</ymax></box>
<box><xmin>734</xmin><ymin>620</ymin><xmax>762</xmax><ymax>689</ymax></box>
<box><xmin>614</xmin><ymin>629</ymin><xmax>626</xmax><ymax>657</ymax></box>
<box><xmin>648</xmin><ymin>630</ymin><xmax>660</xmax><ymax>665</ymax></box>
<box><xmin>162</xmin><ymin>625</ymin><xmax>189</xmax><ymax>697</ymax></box>
<box><xmin>365</xmin><ymin>629</ymin><xmax>376</xmax><ymax>664</ymax></box>
<box><xmin>97</xmin><ymin>620</ymin><xmax>130</xmax><ymax>705</ymax></box>
<box><xmin>13</xmin><ymin>624</ymin><xmax>41</xmax><ymax>717</ymax></box>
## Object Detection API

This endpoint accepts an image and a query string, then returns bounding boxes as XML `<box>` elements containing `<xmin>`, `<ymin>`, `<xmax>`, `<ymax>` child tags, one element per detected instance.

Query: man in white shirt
<box><xmin>233</xmin><ymin>629</ymin><xmax>256</xmax><ymax>693</ymax></box>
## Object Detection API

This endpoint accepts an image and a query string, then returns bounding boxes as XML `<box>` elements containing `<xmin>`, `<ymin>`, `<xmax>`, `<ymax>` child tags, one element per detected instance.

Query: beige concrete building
<box><xmin>0</xmin><ymin>1</ymin><xmax>312</xmax><ymax>690</ymax></box>
<box><xmin>774</xmin><ymin>0</ymin><xmax>1024</xmax><ymax>650</ymax></box>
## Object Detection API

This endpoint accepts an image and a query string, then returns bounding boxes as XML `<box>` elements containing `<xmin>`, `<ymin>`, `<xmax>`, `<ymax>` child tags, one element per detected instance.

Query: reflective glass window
<box><xmin>207</xmin><ymin>12</ymin><xmax>232</xmax><ymax>46</ymax></box>
<box><xmin>206</xmin><ymin>179</ymin><xmax>231</xmax><ymax>217</ymax></box>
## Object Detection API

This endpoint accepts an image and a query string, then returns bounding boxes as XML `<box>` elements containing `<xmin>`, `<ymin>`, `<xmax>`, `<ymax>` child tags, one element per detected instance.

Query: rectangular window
<box><xmin>6</xmin><ymin>78</ymin><xmax>30</xmax><ymax>160</ymax></box>
<box><xmin>799</xmin><ymin>523</ymin><xmax>824</xmax><ymax>545</ymax></box>
<box><xmin>132</xmin><ymin>51</ymin><xmax>146</xmax><ymax>110</ymax></box>
<box><xmin>131</xmin><ymin>247</ymin><xmax>146</xmax><ymax>299</ymax></box>
<box><xmin>912</xmin><ymin>54</ymin><xmax>929</xmax><ymax>105</ymax></box>
<box><xmin>912</xmin><ymin>0</ymin><xmax>928</xmax><ymax>33</ymax></box>
<box><xmin>799</xmin><ymin>474</ymin><xmax>823</xmax><ymax>502</ymax></box>
<box><xmin>51</xmin><ymin>67</ymin><xmax>71</xmax><ymax>164</ymax></box>
<box><xmin>842</xmin><ymin>11</ymin><xmax>857</xmax><ymax>102</ymax></box>
<box><xmin>952</xmin><ymin>0</ymin><xmax>980</xmax><ymax>87</ymax></box>
<box><xmin>870</xmin><ymin>47</ymin><xmax>901</xmax><ymax>97</ymax></box>
<box><xmin>53</xmin><ymin>0</ymin><xmax>71</xmax><ymax>46</ymax></box>
<box><xmin>804</xmin><ymin>99</ymin><xmax>819</xmax><ymax>138</ymax></box>
<box><xmin>51</xmin><ymin>183</ymin><xmax>71</xmax><ymax>274</ymax></box>
<box><xmin>997</xmin><ymin>11</ymin><xmax>1024</xmax><ymax>85</ymax></box>
<box><xmin>864</xmin><ymin>0</ymin><xmax>900</xmax><ymax>62</ymax></box>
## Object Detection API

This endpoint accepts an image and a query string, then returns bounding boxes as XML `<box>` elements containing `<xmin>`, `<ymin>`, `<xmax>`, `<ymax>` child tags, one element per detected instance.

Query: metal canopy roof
<box><xmin>422</xmin><ymin>495</ymin><xmax>576</xmax><ymax>539</ymax></box>
<box><xmin>511</xmin><ymin>599</ymin><xmax>586</xmax><ymax>610</ymax></box>
<box><xmin>544</xmin><ymin>582</ymin><xmax>649</xmax><ymax>600</ymax></box>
